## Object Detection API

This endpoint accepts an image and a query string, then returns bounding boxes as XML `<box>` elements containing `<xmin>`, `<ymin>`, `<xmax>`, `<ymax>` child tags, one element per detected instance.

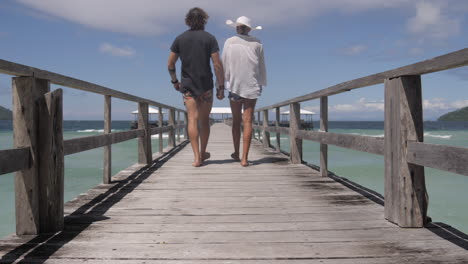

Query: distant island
<box><xmin>438</xmin><ymin>106</ymin><xmax>468</xmax><ymax>121</ymax></box>
<box><xmin>0</xmin><ymin>105</ymin><xmax>12</xmax><ymax>120</ymax></box>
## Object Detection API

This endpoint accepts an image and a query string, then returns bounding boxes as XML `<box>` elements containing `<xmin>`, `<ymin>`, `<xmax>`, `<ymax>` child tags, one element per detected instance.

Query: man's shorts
<box><xmin>183</xmin><ymin>89</ymin><xmax>213</xmax><ymax>105</ymax></box>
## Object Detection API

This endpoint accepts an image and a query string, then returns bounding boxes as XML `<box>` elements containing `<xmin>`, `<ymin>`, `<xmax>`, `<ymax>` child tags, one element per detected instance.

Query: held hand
<box><xmin>173</xmin><ymin>82</ymin><xmax>181</xmax><ymax>91</ymax></box>
<box><xmin>216</xmin><ymin>88</ymin><xmax>225</xmax><ymax>100</ymax></box>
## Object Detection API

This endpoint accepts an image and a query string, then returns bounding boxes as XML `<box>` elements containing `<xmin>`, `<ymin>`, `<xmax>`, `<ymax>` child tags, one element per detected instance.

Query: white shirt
<box><xmin>222</xmin><ymin>35</ymin><xmax>267</xmax><ymax>99</ymax></box>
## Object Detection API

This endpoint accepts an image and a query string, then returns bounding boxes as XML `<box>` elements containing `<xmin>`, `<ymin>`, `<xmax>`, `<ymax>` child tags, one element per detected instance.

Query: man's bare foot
<box><xmin>240</xmin><ymin>159</ymin><xmax>249</xmax><ymax>167</ymax></box>
<box><xmin>231</xmin><ymin>152</ymin><xmax>240</xmax><ymax>161</ymax></box>
<box><xmin>201</xmin><ymin>152</ymin><xmax>211</xmax><ymax>161</ymax></box>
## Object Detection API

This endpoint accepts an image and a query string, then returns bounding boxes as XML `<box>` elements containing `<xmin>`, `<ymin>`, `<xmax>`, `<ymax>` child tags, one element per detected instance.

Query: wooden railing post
<box><xmin>37</xmin><ymin>88</ymin><xmax>64</xmax><ymax>233</ymax></box>
<box><xmin>12</xmin><ymin>76</ymin><xmax>46</xmax><ymax>235</ymax></box>
<box><xmin>177</xmin><ymin>111</ymin><xmax>181</xmax><ymax>143</ymax></box>
<box><xmin>289</xmin><ymin>103</ymin><xmax>302</xmax><ymax>164</ymax></box>
<box><xmin>384</xmin><ymin>75</ymin><xmax>428</xmax><ymax>227</ymax></box>
<box><xmin>103</xmin><ymin>95</ymin><xmax>111</xmax><ymax>184</ymax></box>
<box><xmin>158</xmin><ymin>107</ymin><xmax>163</xmax><ymax>153</ymax></box>
<box><xmin>257</xmin><ymin>112</ymin><xmax>261</xmax><ymax>140</ymax></box>
<box><xmin>275</xmin><ymin>107</ymin><xmax>281</xmax><ymax>152</ymax></box>
<box><xmin>138</xmin><ymin>102</ymin><xmax>151</xmax><ymax>165</ymax></box>
<box><xmin>320</xmin><ymin>96</ymin><xmax>328</xmax><ymax>177</ymax></box>
<box><xmin>262</xmin><ymin>110</ymin><xmax>270</xmax><ymax>148</ymax></box>
<box><xmin>168</xmin><ymin>109</ymin><xmax>176</xmax><ymax>148</ymax></box>
<box><xmin>184</xmin><ymin>112</ymin><xmax>188</xmax><ymax>140</ymax></box>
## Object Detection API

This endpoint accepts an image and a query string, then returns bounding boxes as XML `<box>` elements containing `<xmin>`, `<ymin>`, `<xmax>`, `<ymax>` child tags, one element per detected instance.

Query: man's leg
<box><xmin>185</xmin><ymin>98</ymin><xmax>202</xmax><ymax>167</ymax></box>
<box><xmin>197</xmin><ymin>92</ymin><xmax>213</xmax><ymax>161</ymax></box>
<box><xmin>230</xmin><ymin>99</ymin><xmax>243</xmax><ymax>161</ymax></box>
<box><xmin>241</xmin><ymin>98</ymin><xmax>257</xmax><ymax>166</ymax></box>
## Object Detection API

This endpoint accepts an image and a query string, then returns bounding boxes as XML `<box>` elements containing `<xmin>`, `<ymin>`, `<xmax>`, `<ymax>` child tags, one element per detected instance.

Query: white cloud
<box><xmin>407</xmin><ymin>2</ymin><xmax>460</xmax><ymax>39</ymax></box>
<box><xmin>331</xmin><ymin>98</ymin><xmax>384</xmax><ymax>113</ymax></box>
<box><xmin>423</xmin><ymin>98</ymin><xmax>468</xmax><ymax>111</ymax></box>
<box><xmin>15</xmin><ymin>0</ymin><xmax>414</xmax><ymax>36</ymax></box>
<box><xmin>339</xmin><ymin>45</ymin><xmax>368</xmax><ymax>56</ymax></box>
<box><xmin>99</xmin><ymin>43</ymin><xmax>136</xmax><ymax>57</ymax></box>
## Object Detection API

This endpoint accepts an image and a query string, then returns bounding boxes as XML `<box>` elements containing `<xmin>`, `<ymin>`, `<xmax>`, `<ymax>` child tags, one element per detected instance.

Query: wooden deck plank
<box><xmin>0</xmin><ymin>123</ymin><xmax>466</xmax><ymax>263</ymax></box>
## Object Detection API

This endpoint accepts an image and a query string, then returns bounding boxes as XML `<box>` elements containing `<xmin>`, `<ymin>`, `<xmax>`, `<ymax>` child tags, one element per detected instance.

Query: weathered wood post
<box><xmin>262</xmin><ymin>110</ymin><xmax>270</xmax><ymax>148</ymax></box>
<box><xmin>257</xmin><ymin>112</ymin><xmax>261</xmax><ymax>140</ymax></box>
<box><xmin>158</xmin><ymin>107</ymin><xmax>163</xmax><ymax>153</ymax></box>
<box><xmin>168</xmin><ymin>109</ymin><xmax>176</xmax><ymax>148</ymax></box>
<box><xmin>103</xmin><ymin>95</ymin><xmax>112</xmax><ymax>184</ymax></box>
<box><xmin>320</xmin><ymin>96</ymin><xmax>328</xmax><ymax>177</ymax></box>
<box><xmin>184</xmin><ymin>112</ymin><xmax>188</xmax><ymax>140</ymax></box>
<box><xmin>275</xmin><ymin>107</ymin><xmax>281</xmax><ymax>152</ymax></box>
<box><xmin>289</xmin><ymin>103</ymin><xmax>302</xmax><ymax>164</ymax></box>
<box><xmin>37</xmin><ymin>88</ymin><xmax>64</xmax><ymax>233</ymax></box>
<box><xmin>12</xmin><ymin>76</ymin><xmax>66</xmax><ymax>235</ymax></box>
<box><xmin>252</xmin><ymin>113</ymin><xmax>256</xmax><ymax>139</ymax></box>
<box><xmin>138</xmin><ymin>102</ymin><xmax>152</xmax><ymax>164</ymax></box>
<box><xmin>177</xmin><ymin>111</ymin><xmax>181</xmax><ymax>143</ymax></box>
<box><xmin>384</xmin><ymin>75</ymin><xmax>428</xmax><ymax>228</ymax></box>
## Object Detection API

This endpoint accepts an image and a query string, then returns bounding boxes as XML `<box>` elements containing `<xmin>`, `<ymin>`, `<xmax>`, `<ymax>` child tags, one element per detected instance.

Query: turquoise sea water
<box><xmin>1</xmin><ymin>120</ymin><xmax>467</xmax><ymax>237</ymax></box>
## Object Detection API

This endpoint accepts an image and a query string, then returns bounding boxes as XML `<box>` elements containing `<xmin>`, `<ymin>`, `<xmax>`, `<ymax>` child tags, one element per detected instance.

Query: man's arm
<box><xmin>211</xmin><ymin>52</ymin><xmax>225</xmax><ymax>99</ymax></box>
<box><xmin>167</xmin><ymin>52</ymin><xmax>180</xmax><ymax>91</ymax></box>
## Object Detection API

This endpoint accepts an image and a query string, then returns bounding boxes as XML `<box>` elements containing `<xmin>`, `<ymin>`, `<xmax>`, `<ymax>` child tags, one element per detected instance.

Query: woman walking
<box><xmin>222</xmin><ymin>16</ymin><xmax>267</xmax><ymax>166</ymax></box>
<box><xmin>168</xmin><ymin>7</ymin><xmax>225</xmax><ymax>167</ymax></box>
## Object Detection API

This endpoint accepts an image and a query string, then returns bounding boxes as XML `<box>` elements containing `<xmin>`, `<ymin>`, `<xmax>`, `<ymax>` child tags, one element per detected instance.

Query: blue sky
<box><xmin>0</xmin><ymin>0</ymin><xmax>467</xmax><ymax>120</ymax></box>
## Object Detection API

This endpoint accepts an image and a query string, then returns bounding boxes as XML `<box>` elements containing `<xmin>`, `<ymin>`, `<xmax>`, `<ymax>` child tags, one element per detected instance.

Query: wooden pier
<box><xmin>0</xmin><ymin>123</ymin><xmax>466</xmax><ymax>263</ymax></box>
<box><xmin>1</xmin><ymin>49</ymin><xmax>468</xmax><ymax>263</ymax></box>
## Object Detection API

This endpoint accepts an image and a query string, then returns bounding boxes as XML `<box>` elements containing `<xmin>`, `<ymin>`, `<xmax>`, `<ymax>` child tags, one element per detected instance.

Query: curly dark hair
<box><xmin>185</xmin><ymin>7</ymin><xmax>209</xmax><ymax>30</ymax></box>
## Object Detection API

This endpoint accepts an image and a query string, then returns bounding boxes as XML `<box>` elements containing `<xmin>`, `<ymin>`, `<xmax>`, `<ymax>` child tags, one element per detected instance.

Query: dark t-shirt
<box><xmin>170</xmin><ymin>30</ymin><xmax>219</xmax><ymax>96</ymax></box>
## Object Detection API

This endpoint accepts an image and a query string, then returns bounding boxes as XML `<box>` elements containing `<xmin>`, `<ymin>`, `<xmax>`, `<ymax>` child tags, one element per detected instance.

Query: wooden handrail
<box><xmin>0</xmin><ymin>148</ymin><xmax>31</xmax><ymax>175</ymax></box>
<box><xmin>0</xmin><ymin>59</ymin><xmax>186</xmax><ymax>112</ymax></box>
<box><xmin>256</xmin><ymin>48</ymin><xmax>468</xmax><ymax>112</ymax></box>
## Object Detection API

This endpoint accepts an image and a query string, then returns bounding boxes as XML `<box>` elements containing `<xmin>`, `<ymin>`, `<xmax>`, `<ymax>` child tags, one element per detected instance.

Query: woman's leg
<box><xmin>184</xmin><ymin>98</ymin><xmax>201</xmax><ymax>167</ymax></box>
<box><xmin>230</xmin><ymin>99</ymin><xmax>243</xmax><ymax>161</ymax></box>
<box><xmin>241</xmin><ymin>98</ymin><xmax>257</xmax><ymax>166</ymax></box>
<box><xmin>197</xmin><ymin>93</ymin><xmax>213</xmax><ymax>162</ymax></box>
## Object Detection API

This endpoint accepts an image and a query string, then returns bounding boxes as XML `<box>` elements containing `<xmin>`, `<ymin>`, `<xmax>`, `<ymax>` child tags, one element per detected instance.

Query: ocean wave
<box><xmin>424</xmin><ymin>133</ymin><xmax>452</xmax><ymax>139</ymax></box>
<box><xmin>349</xmin><ymin>133</ymin><xmax>384</xmax><ymax>138</ymax></box>
<box><xmin>76</xmin><ymin>129</ymin><xmax>120</xmax><ymax>133</ymax></box>
<box><xmin>151</xmin><ymin>135</ymin><xmax>186</xmax><ymax>139</ymax></box>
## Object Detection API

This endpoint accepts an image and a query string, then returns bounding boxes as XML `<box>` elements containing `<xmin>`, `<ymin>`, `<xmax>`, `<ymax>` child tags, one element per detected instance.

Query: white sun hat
<box><xmin>226</xmin><ymin>16</ymin><xmax>262</xmax><ymax>30</ymax></box>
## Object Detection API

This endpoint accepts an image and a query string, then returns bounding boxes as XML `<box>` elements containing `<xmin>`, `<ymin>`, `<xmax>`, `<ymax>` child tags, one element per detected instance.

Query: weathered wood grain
<box><xmin>103</xmin><ymin>95</ymin><xmax>111</xmax><ymax>184</ymax></box>
<box><xmin>0</xmin><ymin>147</ymin><xmax>30</xmax><ymax>175</ymax></box>
<box><xmin>63</xmin><ymin>129</ymin><xmax>145</xmax><ymax>156</ymax></box>
<box><xmin>289</xmin><ymin>103</ymin><xmax>302</xmax><ymax>163</ymax></box>
<box><xmin>12</xmin><ymin>76</ymin><xmax>48</xmax><ymax>235</ymax></box>
<box><xmin>407</xmin><ymin>142</ymin><xmax>468</xmax><ymax>177</ymax></box>
<box><xmin>138</xmin><ymin>102</ymin><xmax>152</xmax><ymax>164</ymax></box>
<box><xmin>158</xmin><ymin>106</ymin><xmax>164</xmax><ymax>153</ymax></box>
<box><xmin>262</xmin><ymin>109</ymin><xmax>270</xmax><ymax>148</ymax></box>
<box><xmin>320</xmin><ymin>96</ymin><xmax>328</xmax><ymax>177</ymax></box>
<box><xmin>384</xmin><ymin>76</ymin><xmax>427</xmax><ymax>228</ymax></box>
<box><xmin>256</xmin><ymin>48</ymin><xmax>468</xmax><ymax>111</ymax></box>
<box><xmin>296</xmin><ymin>130</ymin><xmax>384</xmax><ymax>155</ymax></box>
<box><xmin>275</xmin><ymin>107</ymin><xmax>281</xmax><ymax>152</ymax></box>
<box><xmin>37</xmin><ymin>89</ymin><xmax>64</xmax><ymax>233</ymax></box>
<box><xmin>168</xmin><ymin>109</ymin><xmax>176</xmax><ymax>148</ymax></box>
<box><xmin>0</xmin><ymin>123</ymin><xmax>466</xmax><ymax>263</ymax></box>
<box><xmin>0</xmin><ymin>59</ymin><xmax>185</xmax><ymax>112</ymax></box>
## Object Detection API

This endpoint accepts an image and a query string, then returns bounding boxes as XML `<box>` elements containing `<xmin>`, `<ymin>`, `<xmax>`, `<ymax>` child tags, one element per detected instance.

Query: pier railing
<box><xmin>252</xmin><ymin>48</ymin><xmax>468</xmax><ymax>228</ymax></box>
<box><xmin>0</xmin><ymin>59</ymin><xmax>187</xmax><ymax>235</ymax></box>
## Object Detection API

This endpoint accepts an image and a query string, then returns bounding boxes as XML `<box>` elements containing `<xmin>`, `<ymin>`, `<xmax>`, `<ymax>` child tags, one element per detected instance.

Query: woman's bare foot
<box><xmin>201</xmin><ymin>152</ymin><xmax>211</xmax><ymax>161</ymax></box>
<box><xmin>240</xmin><ymin>159</ymin><xmax>249</xmax><ymax>167</ymax></box>
<box><xmin>192</xmin><ymin>159</ymin><xmax>202</xmax><ymax>167</ymax></box>
<box><xmin>231</xmin><ymin>152</ymin><xmax>240</xmax><ymax>161</ymax></box>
